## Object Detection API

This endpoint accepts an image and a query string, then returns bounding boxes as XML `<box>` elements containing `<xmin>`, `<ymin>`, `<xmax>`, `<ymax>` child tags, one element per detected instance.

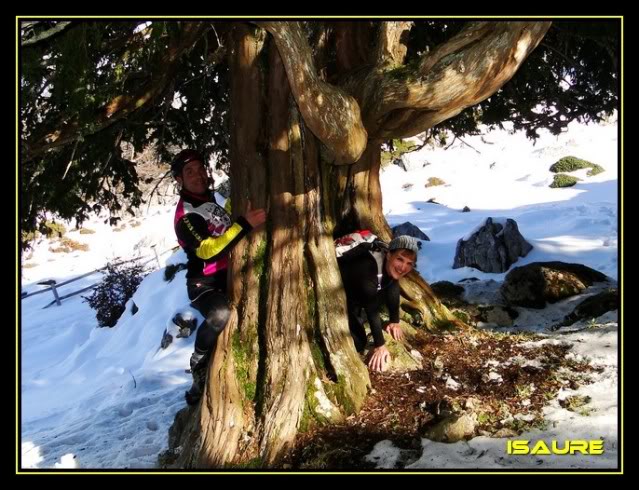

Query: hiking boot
<box><xmin>185</xmin><ymin>381</ymin><xmax>202</xmax><ymax>406</ymax></box>
<box><xmin>189</xmin><ymin>352</ymin><xmax>205</xmax><ymax>372</ymax></box>
<box><xmin>173</xmin><ymin>314</ymin><xmax>197</xmax><ymax>339</ymax></box>
<box><xmin>184</xmin><ymin>352</ymin><xmax>208</xmax><ymax>405</ymax></box>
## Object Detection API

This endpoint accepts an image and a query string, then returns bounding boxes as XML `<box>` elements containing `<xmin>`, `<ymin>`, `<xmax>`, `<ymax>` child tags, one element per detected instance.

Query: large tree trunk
<box><xmin>170</xmin><ymin>20</ymin><xmax>548</xmax><ymax>468</ymax></box>
<box><xmin>171</xmin><ymin>25</ymin><xmax>372</xmax><ymax>468</ymax></box>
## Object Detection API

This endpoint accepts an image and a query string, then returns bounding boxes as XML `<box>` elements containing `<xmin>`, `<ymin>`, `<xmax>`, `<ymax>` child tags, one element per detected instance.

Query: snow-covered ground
<box><xmin>382</xmin><ymin>119</ymin><xmax>618</xmax><ymax>284</ymax></box>
<box><xmin>20</xmin><ymin>118</ymin><xmax>620</xmax><ymax>470</ymax></box>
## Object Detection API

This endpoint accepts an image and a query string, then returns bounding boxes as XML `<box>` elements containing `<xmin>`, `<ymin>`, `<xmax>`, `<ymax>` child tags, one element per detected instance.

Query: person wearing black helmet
<box><xmin>338</xmin><ymin>235</ymin><xmax>419</xmax><ymax>372</ymax></box>
<box><xmin>171</xmin><ymin>149</ymin><xmax>266</xmax><ymax>405</ymax></box>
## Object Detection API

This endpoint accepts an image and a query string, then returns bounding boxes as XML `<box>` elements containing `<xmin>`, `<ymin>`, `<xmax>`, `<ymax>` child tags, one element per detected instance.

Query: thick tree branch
<box><xmin>23</xmin><ymin>22</ymin><xmax>209</xmax><ymax>163</ymax></box>
<box><xmin>417</xmin><ymin>21</ymin><xmax>493</xmax><ymax>74</ymax></box>
<box><xmin>256</xmin><ymin>21</ymin><xmax>368</xmax><ymax>165</ymax></box>
<box><xmin>345</xmin><ymin>21</ymin><xmax>552</xmax><ymax>139</ymax></box>
<box><xmin>21</xmin><ymin>21</ymin><xmax>73</xmax><ymax>47</ymax></box>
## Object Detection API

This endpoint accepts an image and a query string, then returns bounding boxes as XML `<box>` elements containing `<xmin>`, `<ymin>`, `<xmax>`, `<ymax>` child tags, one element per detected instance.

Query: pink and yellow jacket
<box><xmin>174</xmin><ymin>190</ymin><xmax>252</xmax><ymax>285</ymax></box>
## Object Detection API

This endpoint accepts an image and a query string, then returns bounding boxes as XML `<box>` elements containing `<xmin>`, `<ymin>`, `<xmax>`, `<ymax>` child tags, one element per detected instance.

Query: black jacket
<box><xmin>338</xmin><ymin>248</ymin><xmax>400</xmax><ymax>347</ymax></box>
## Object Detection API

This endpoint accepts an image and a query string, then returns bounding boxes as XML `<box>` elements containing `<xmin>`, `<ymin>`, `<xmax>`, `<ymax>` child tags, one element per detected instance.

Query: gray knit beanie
<box><xmin>388</xmin><ymin>235</ymin><xmax>420</xmax><ymax>257</ymax></box>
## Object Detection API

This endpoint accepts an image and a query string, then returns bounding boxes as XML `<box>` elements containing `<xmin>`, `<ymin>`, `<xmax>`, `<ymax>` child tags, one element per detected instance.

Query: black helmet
<box><xmin>171</xmin><ymin>149</ymin><xmax>205</xmax><ymax>178</ymax></box>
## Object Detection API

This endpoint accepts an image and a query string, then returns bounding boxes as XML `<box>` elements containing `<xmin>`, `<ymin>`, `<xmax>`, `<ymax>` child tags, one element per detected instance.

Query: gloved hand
<box><xmin>173</xmin><ymin>314</ymin><xmax>197</xmax><ymax>338</ymax></box>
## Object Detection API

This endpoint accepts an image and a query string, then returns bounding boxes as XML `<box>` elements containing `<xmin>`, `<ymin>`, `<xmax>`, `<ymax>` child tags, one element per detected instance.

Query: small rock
<box><xmin>160</xmin><ymin>330</ymin><xmax>173</xmax><ymax>349</ymax></box>
<box><xmin>465</xmin><ymin>397</ymin><xmax>480</xmax><ymax>410</ymax></box>
<box><xmin>445</xmin><ymin>377</ymin><xmax>461</xmax><ymax>391</ymax></box>
<box><xmin>424</xmin><ymin>413</ymin><xmax>477</xmax><ymax>443</ymax></box>
<box><xmin>482</xmin><ymin>371</ymin><xmax>503</xmax><ymax>383</ymax></box>
<box><xmin>493</xmin><ymin>428</ymin><xmax>519</xmax><ymax>438</ymax></box>
<box><xmin>481</xmin><ymin>306</ymin><xmax>515</xmax><ymax>327</ymax></box>
<box><xmin>410</xmin><ymin>349</ymin><xmax>424</xmax><ymax>361</ymax></box>
<box><xmin>393</xmin><ymin>158</ymin><xmax>408</xmax><ymax>172</ymax></box>
<box><xmin>392</xmin><ymin>222</ymin><xmax>430</xmax><ymax>241</ymax></box>
<box><xmin>555</xmin><ymin>288</ymin><xmax>618</xmax><ymax>328</ymax></box>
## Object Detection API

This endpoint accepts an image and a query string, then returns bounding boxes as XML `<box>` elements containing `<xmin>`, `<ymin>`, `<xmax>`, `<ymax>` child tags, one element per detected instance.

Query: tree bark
<box><xmin>256</xmin><ymin>21</ymin><xmax>368</xmax><ymax>165</ymax></box>
<box><xmin>375</xmin><ymin>21</ymin><xmax>413</xmax><ymax>68</ymax></box>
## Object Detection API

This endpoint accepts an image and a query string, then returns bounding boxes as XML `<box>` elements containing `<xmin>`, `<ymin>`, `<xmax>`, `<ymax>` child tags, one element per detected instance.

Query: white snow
<box><xmin>445</xmin><ymin>376</ymin><xmax>461</xmax><ymax>391</ymax></box>
<box><xmin>384</xmin><ymin>118</ymin><xmax>618</xmax><ymax>284</ymax></box>
<box><xmin>20</xmin><ymin>116</ymin><xmax>619</xmax><ymax>470</ymax></box>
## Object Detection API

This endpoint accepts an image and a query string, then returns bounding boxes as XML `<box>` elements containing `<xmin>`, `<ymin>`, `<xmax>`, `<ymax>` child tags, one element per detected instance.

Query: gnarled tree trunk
<box><xmin>170</xmin><ymin>20</ymin><xmax>551</xmax><ymax>467</ymax></box>
<box><xmin>172</xmin><ymin>25</ymin><xmax>370</xmax><ymax>468</ymax></box>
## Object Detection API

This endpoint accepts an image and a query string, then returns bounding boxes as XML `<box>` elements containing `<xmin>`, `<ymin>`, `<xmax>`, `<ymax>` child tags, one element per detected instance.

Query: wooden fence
<box><xmin>21</xmin><ymin>245</ymin><xmax>177</xmax><ymax>309</ymax></box>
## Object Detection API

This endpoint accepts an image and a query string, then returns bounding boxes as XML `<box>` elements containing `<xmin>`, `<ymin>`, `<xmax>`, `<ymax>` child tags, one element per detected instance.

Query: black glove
<box><xmin>173</xmin><ymin>314</ymin><xmax>197</xmax><ymax>338</ymax></box>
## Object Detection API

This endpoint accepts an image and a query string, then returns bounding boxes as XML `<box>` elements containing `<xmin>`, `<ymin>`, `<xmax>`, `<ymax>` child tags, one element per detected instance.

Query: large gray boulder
<box><xmin>501</xmin><ymin>261</ymin><xmax>610</xmax><ymax>309</ymax></box>
<box><xmin>453</xmin><ymin>218</ymin><xmax>533</xmax><ymax>273</ymax></box>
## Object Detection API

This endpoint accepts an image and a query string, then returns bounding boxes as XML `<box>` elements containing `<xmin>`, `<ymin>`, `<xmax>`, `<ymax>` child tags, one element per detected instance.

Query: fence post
<box><xmin>38</xmin><ymin>279</ymin><xmax>61</xmax><ymax>306</ymax></box>
<box><xmin>151</xmin><ymin>244</ymin><xmax>161</xmax><ymax>270</ymax></box>
<box><xmin>51</xmin><ymin>283</ymin><xmax>62</xmax><ymax>306</ymax></box>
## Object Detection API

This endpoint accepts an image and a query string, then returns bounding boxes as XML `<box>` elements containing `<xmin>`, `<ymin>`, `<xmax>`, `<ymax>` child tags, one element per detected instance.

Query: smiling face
<box><xmin>176</xmin><ymin>159</ymin><xmax>210</xmax><ymax>196</ymax></box>
<box><xmin>385</xmin><ymin>249</ymin><xmax>416</xmax><ymax>280</ymax></box>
